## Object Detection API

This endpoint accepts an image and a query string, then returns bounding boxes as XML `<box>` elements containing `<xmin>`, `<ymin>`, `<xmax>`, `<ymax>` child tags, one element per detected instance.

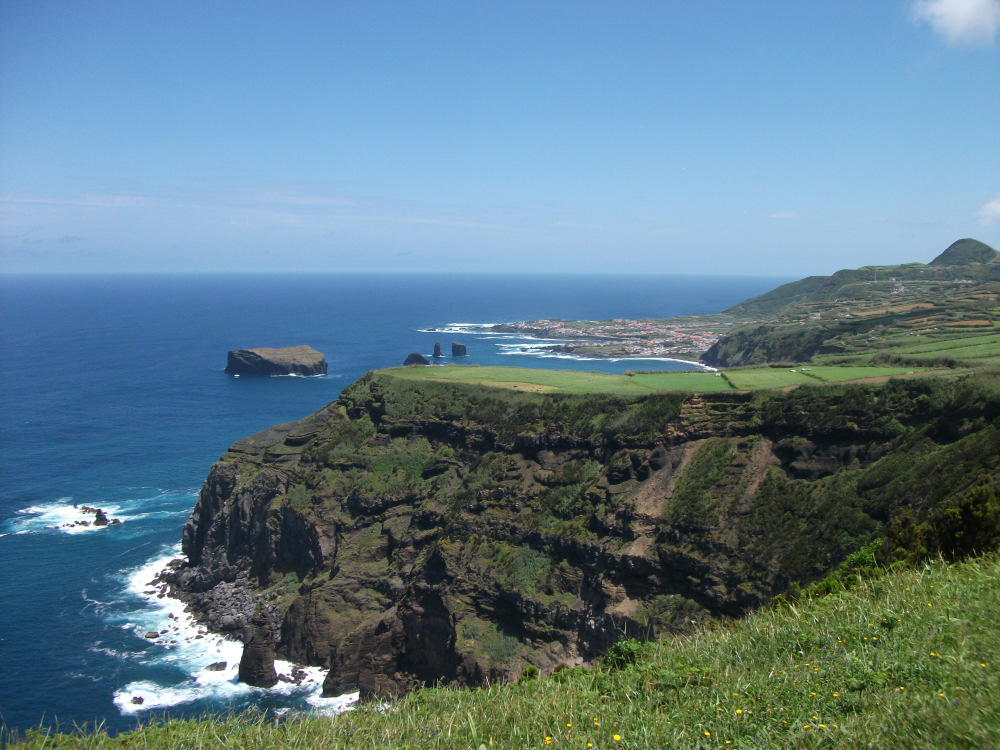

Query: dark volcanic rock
<box><xmin>94</xmin><ymin>508</ymin><xmax>110</xmax><ymax>526</ymax></box>
<box><xmin>204</xmin><ymin>661</ymin><xmax>227</xmax><ymax>671</ymax></box>
<box><xmin>225</xmin><ymin>346</ymin><xmax>327</xmax><ymax>377</ymax></box>
<box><xmin>238</xmin><ymin>605</ymin><xmax>278</xmax><ymax>688</ymax></box>
<box><xmin>173</xmin><ymin>370</ymin><xmax>1000</xmax><ymax>701</ymax></box>
<box><xmin>403</xmin><ymin>352</ymin><xmax>430</xmax><ymax>366</ymax></box>
<box><xmin>433</xmin><ymin>341</ymin><xmax>443</xmax><ymax>358</ymax></box>
<box><xmin>452</xmin><ymin>342</ymin><xmax>467</xmax><ymax>357</ymax></box>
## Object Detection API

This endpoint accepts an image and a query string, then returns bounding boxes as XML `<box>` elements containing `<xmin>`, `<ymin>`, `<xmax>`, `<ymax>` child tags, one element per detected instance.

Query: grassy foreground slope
<box><xmin>10</xmin><ymin>553</ymin><xmax>999</xmax><ymax>749</ymax></box>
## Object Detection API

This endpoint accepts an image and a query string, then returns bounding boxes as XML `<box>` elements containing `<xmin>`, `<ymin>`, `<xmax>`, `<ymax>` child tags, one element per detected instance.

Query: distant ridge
<box><xmin>725</xmin><ymin>237</ymin><xmax>1000</xmax><ymax>318</ymax></box>
<box><xmin>929</xmin><ymin>238</ymin><xmax>999</xmax><ymax>266</ymax></box>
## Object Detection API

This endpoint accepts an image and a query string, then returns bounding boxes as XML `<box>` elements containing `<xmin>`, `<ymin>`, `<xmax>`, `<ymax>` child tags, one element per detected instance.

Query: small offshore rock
<box><xmin>433</xmin><ymin>341</ymin><xmax>443</xmax><ymax>358</ymax></box>
<box><xmin>238</xmin><ymin>605</ymin><xmax>279</xmax><ymax>688</ymax></box>
<box><xmin>94</xmin><ymin>509</ymin><xmax>110</xmax><ymax>526</ymax></box>
<box><xmin>204</xmin><ymin>661</ymin><xmax>227</xmax><ymax>671</ymax></box>
<box><xmin>131</xmin><ymin>696</ymin><xmax>144</xmax><ymax>705</ymax></box>
<box><xmin>144</xmin><ymin>631</ymin><xmax>159</xmax><ymax>639</ymax></box>
<box><xmin>402</xmin><ymin>352</ymin><xmax>430</xmax><ymax>366</ymax></box>
<box><xmin>452</xmin><ymin>342</ymin><xmax>467</xmax><ymax>356</ymax></box>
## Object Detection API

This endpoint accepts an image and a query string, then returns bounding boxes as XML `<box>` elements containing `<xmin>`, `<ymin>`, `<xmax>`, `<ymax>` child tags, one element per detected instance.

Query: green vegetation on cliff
<box><xmin>165</xmin><ymin>365</ymin><xmax>1000</xmax><ymax>705</ymax></box>
<box><xmin>11</xmin><ymin>553</ymin><xmax>999</xmax><ymax>749</ymax></box>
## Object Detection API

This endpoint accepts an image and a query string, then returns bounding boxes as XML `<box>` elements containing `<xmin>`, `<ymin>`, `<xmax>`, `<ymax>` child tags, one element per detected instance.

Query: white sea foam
<box><xmin>5</xmin><ymin>490</ymin><xmax>196</xmax><ymax>537</ymax></box>
<box><xmin>418</xmin><ymin>323</ymin><xmax>509</xmax><ymax>335</ymax></box>
<box><xmin>111</xmin><ymin>548</ymin><xmax>357</xmax><ymax>717</ymax></box>
<box><xmin>9</xmin><ymin>499</ymin><xmax>126</xmax><ymax>534</ymax></box>
<box><xmin>494</xmin><ymin>342</ymin><xmax>714</xmax><ymax>369</ymax></box>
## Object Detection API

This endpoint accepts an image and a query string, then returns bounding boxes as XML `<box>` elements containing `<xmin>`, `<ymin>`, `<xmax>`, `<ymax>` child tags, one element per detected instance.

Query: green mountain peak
<box><xmin>928</xmin><ymin>238</ymin><xmax>999</xmax><ymax>266</ymax></box>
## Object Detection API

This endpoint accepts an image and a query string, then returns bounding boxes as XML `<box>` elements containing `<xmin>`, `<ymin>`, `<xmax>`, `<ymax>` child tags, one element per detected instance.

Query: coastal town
<box><xmin>487</xmin><ymin>317</ymin><xmax>742</xmax><ymax>359</ymax></box>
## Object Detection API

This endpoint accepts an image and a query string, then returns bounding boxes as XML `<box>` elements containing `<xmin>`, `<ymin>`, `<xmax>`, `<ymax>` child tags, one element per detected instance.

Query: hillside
<box><xmin>703</xmin><ymin>239</ymin><xmax>1000</xmax><ymax>367</ymax></box>
<box><xmin>151</xmin><ymin>368</ymin><xmax>1000</xmax><ymax>702</ymax></box>
<box><xmin>11</xmin><ymin>553</ymin><xmax>1000</xmax><ymax>748</ymax></box>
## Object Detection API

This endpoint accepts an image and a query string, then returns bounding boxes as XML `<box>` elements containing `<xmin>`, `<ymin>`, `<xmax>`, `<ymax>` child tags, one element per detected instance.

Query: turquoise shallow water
<box><xmin>0</xmin><ymin>272</ymin><xmax>786</xmax><ymax>734</ymax></box>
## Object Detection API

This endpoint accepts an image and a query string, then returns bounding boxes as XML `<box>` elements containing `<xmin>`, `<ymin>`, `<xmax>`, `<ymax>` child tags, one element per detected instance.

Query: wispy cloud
<box><xmin>978</xmin><ymin>192</ymin><xmax>1000</xmax><ymax>223</ymax></box>
<box><xmin>912</xmin><ymin>0</ymin><xmax>1000</xmax><ymax>47</ymax></box>
<box><xmin>768</xmin><ymin>211</ymin><xmax>800</xmax><ymax>220</ymax></box>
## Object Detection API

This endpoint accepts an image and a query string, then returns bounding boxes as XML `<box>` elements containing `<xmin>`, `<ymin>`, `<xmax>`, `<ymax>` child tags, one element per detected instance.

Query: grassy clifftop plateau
<box><xmin>11</xmin><ymin>553</ymin><xmax>1000</xmax><ymax>748</ymax></box>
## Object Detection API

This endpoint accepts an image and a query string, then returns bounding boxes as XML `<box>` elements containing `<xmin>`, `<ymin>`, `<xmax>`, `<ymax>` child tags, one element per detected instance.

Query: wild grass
<box><xmin>9</xmin><ymin>554</ymin><xmax>999</xmax><ymax>749</ymax></box>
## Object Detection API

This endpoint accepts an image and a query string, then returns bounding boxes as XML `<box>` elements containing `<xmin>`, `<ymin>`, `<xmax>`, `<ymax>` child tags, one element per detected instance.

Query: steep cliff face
<box><xmin>701</xmin><ymin>324</ymin><xmax>831</xmax><ymax>367</ymax></box>
<box><xmin>170</xmin><ymin>371</ymin><xmax>1000</xmax><ymax>698</ymax></box>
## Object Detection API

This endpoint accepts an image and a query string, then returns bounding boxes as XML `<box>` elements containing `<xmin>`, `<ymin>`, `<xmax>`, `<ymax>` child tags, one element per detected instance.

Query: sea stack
<box><xmin>225</xmin><ymin>345</ymin><xmax>327</xmax><ymax>377</ymax></box>
<box><xmin>452</xmin><ymin>342</ymin><xmax>467</xmax><ymax>357</ymax></box>
<box><xmin>238</xmin><ymin>605</ymin><xmax>278</xmax><ymax>688</ymax></box>
<box><xmin>433</xmin><ymin>341</ymin><xmax>443</xmax><ymax>358</ymax></box>
<box><xmin>403</xmin><ymin>352</ymin><xmax>430</xmax><ymax>366</ymax></box>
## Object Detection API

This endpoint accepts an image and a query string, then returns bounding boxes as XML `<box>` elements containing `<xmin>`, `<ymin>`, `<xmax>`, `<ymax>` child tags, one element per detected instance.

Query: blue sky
<box><xmin>1</xmin><ymin>1</ymin><xmax>998</xmax><ymax>275</ymax></box>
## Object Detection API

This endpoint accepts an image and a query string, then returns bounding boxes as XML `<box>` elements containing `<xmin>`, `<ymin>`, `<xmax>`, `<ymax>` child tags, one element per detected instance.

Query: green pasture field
<box><xmin>389</xmin><ymin>364</ymin><xmax>929</xmax><ymax>395</ymax></box>
<box><xmin>388</xmin><ymin>365</ymin><xmax>733</xmax><ymax>394</ymax></box>
<box><xmin>888</xmin><ymin>331</ymin><xmax>1000</xmax><ymax>355</ymax></box>
<box><xmin>804</xmin><ymin>365</ymin><xmax>930</xmax><ymax>382</ymax></box>
<box><xmin>889</xmin><ymin>335</ymin><xmax>1000</xmax><ymax>364</ymax></box>
<box><xmin>930</xmin><ymin>342</ymin><xmax>1000</xmax><ymax>361</ymax></box>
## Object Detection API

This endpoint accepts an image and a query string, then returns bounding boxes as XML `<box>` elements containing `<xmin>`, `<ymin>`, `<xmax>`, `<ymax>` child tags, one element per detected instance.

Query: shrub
<box><xmin>603</xmin><ymin>637</ymin><xmax>645</xmax><ymax>670</ymax></box>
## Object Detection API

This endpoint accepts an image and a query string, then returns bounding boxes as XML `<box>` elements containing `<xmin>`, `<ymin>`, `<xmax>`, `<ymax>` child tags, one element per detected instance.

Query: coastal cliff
<box><xmin>168</xmin><ymin>370</ymin><xmax>1000</xmax><ymax>699</ymax></box>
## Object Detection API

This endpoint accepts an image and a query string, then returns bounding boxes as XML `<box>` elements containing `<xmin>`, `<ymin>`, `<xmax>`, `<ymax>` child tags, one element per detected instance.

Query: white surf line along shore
<box><xmin>421</xmin><ymin>323</ymin><xmax>715</xmax><ymax>370</ymax></box>
<box><xmin>495</xmin><ymin>342</ymin><xmax>716</xmax><ymax>370</ymax></box>
<box><xmin>112</xmin><ymin>547</ymin><xmax>358</xmax><ymax>716</ymax></box>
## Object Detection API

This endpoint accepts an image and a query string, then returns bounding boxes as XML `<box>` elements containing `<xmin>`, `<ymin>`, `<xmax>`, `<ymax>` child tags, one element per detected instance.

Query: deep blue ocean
<box><xmin>0</xmin><ymin>273</ymin><xmax>786</xmax><ymax>734</ymax></box>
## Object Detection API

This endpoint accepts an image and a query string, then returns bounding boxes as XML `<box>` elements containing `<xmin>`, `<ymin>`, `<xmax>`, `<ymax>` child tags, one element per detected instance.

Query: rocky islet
<box><xmin>225</xmin><ymin>345</ymin><xmax>328</xmax><ymax>377</ymax></box>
